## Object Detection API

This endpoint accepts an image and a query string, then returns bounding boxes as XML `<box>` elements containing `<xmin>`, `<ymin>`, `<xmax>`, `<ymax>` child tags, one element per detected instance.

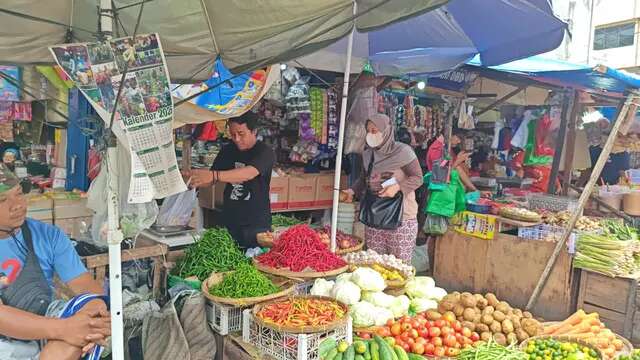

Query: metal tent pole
<box><xmin>330</xmin><ymin>1</ymin><xmax>357</xmax><ymax>252</ymax></box>
<box><xmin>99</xmin><ymin>0</ymin><xmax>125</xmax><ymax>359</ymax></box>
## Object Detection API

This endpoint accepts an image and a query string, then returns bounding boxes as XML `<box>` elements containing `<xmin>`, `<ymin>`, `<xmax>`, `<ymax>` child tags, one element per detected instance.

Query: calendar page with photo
<box><xmin>50</xmin><ymin>33</ymin><xmax>186</xmax><ymax>202</ymax></box>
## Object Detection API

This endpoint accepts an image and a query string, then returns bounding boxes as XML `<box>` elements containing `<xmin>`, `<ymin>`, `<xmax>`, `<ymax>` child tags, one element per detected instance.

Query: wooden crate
<box><xmin>577</xmin><ymin>269</ymin><xmax>640</xmax><ymax>345</ymax></box>
<box><xmin>83</xmin><ymin>240</ymin><xmax>168</xmax><ymax>299</ymax></box>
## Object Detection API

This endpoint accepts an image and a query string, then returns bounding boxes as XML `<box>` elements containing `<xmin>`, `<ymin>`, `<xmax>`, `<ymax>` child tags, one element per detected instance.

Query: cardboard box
<box><xmin>314</xmin><ymin>172</ymin><xmax>347</xmax><ymax>208</ymax></box>
<box><xmin>288</xmin><ymin>174</ymin><xmax>317</xmax><ymax>210</ymax></box>
<box><xmin>269</xmin><ymin>176</ymin><xmax>289</xmax><ymax>211</ymax></box>
<box><xmin>198</xmin><ymin>184</ymin><xmax>225</xmax><ymax>210</ymax></box>
<box><xmin>53</xmin><ymin>198</ymin><xmax>93</xmax><ymax>220</ymax></box>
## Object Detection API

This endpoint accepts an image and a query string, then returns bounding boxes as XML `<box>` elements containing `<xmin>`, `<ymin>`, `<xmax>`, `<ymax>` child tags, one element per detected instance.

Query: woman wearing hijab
<box><xmin>343</xmin><ymin>114</ymin><xmax>423</xmax><ymax>263</ymax></box>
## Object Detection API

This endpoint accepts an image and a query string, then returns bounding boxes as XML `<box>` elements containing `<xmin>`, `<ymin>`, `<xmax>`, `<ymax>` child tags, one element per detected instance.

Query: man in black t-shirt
<box><xmin>188</xmin><ymin>112</ymin><xmax>274</xmax><ymax>248</ymax></box>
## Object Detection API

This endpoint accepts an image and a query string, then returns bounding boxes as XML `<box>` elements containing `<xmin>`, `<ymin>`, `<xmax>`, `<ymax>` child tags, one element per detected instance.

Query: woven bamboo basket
<box><xmin>541</xmin><ymin>322</ymin><xmax>633</xmax><ymax>358</ymax></box>
<box><xmin>519</xmin><ymin>335</ymin><xmax>605</xmax><ymax>358</ymax></box>
<box><xmin>499</xmin><ymin>208</ymin><xmax>542</xmax><ymax>223</ymax></box>
<box><xmin>202</xmin><ymin>271</ymin><xmax>297</xmax><ymax>307</ymax></box>
<box><xmin>256</xmin><ymin>232</ymin><xmax>274</xmax><ymax>248</ymax></box>
<box><xmin>347</xmin><ymin>263</ymin><xmax>415</xmax><ymax>289</ymax></box>
<box><xmin>253</xmin><ymin>295</ymin><xmax>349</xmax><ymax>334</ymax></box>
<box><xmin>336</xmin><ymin>236</ymin><xmax>365</xmax><ymax>255</ymax></box>
<box><xmin>253</xmin><ymin>258</ymin><xmax>349</xmax><ymax>280</ymax></box>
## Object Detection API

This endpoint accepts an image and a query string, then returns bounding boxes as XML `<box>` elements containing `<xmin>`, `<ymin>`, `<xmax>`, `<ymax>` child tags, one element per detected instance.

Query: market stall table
<box><xmin>433</xmin><ymin>229</ymin><xmax>577</xmax><ymax>320</ymax></box>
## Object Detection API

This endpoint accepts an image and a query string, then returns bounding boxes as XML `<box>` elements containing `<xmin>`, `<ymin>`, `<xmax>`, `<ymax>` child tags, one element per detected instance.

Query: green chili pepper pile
<box><xmin>271</xmin><ymin>214</ymin><xmax>303</xmax><ymax>228</ymax></box>
<box><xmin>174</xmin><ymin>228</ymin><xmax>248</xmax><ymax>281</ymax></box>
<box><xmin>210</xmin><ymin>263</ymin><xmax>280</xmax><ymax>298</ymax></box>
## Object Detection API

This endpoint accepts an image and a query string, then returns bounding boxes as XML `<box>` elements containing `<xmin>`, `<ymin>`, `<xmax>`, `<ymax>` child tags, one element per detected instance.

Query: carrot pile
<box><xmin>256</xmin><ymin>224</ymin><xmax>347</xmax><ymax>272</ymax></box>
<box><xmin>256</xmin><ymin>297</ymin><xmax>346</xmax><ymax>327</ymax></box>
<box><xmin>544</xmin><ymin>309</ymin><xmax>625</xmax><ymax>358</ymax></box>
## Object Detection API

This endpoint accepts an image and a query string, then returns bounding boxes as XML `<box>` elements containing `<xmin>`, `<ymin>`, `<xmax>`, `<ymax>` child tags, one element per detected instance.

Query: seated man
<box><xmin>0</xmin><ymin>165</ymin><xmax>110</xmax><ymax>360</ymax></box>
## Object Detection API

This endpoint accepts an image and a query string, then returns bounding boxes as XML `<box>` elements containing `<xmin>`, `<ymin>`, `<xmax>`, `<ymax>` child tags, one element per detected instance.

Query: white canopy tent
<box><xmin>0</xmin><ymin>1</ymin><xmax>452</xmax><ymax>358</ymax></box>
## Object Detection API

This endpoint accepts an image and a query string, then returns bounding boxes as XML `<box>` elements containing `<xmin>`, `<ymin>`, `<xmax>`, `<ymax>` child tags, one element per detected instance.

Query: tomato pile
<box><xmin>356</xmin><ymin>312</ymin><xmax>480</xmax><ymax>357</ymax></box>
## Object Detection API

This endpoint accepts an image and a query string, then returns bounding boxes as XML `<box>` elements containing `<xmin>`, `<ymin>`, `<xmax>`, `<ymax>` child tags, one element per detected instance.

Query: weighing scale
<box><xmin>140</xmin><ymin>224</ymin><xmax>199</xmax><ymax>248</ymax></box>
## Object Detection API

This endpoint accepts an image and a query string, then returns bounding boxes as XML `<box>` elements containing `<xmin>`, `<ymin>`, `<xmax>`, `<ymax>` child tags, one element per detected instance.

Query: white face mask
<box><xmin>366</xmin><ymin>132</ymin><xmax>384</xmax><ymax>148</ymax></box>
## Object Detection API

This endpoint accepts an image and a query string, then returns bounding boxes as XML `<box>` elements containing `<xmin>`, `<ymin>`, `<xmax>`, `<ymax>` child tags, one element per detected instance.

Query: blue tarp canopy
<box><xmin>367</xmin><ymin>0</ymin><xmax>567</xmax><ymax>75</ymax></box>
<box><xmin>466</xmin><ymin>55</ymin><xmax>640</xmax><ymax>95</ymax></box>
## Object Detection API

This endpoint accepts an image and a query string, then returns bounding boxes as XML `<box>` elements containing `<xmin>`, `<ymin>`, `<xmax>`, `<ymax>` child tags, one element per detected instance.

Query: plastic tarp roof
<box><xmin>301</xmin><ymin>0</ymin><xmax>567</xmax><ymax>75</ymax></box>
<box><xmin>0</xmin><ymin>0</ymin><xmax>448</xmax><ymax>81</ymax></box>
<box><xmin>466</xmin><ymin>55</ymin><xmax>640</xmax><ymax>94</ymax></box>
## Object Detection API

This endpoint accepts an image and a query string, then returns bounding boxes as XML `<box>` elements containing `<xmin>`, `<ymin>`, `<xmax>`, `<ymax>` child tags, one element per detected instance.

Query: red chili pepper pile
<box><xmin>256</xmin><ymin>224</ymin><xmax>347</xmax><ymax>272</ymax></box>
<box><xmin>256</xmin><ymin>297</ymin><xmax>346</xmax><ymax>327</ymax></box>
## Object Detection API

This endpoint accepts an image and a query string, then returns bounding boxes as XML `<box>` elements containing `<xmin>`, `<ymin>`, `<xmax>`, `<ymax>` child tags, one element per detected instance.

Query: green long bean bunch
<box><xmin>175</xmin><ymin>228</ymin><xmax>248</xmax><ymax>281</ymax></box>
<box><xmin>457</xmin><ymin>339</ymin><xmax>527</xmax><ymax>360</ymax></box>
<box><xmin>210</xmin><ymin>263</ymin><xmax>279</xmax><ymax>298</ymax></box>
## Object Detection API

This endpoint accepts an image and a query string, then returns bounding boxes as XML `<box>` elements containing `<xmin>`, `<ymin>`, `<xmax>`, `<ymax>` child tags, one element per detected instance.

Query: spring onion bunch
<box><xmin>574</xmin><ymin>232</ymin><xmax>640</xmax><ymax>277</ymax></box>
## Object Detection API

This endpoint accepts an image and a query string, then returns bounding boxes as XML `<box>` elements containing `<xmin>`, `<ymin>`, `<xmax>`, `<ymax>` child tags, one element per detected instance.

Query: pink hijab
<box><xmin>363</xmin><ymin>114</ymin><xmax>416</xmax><ymax>173</ymax></box>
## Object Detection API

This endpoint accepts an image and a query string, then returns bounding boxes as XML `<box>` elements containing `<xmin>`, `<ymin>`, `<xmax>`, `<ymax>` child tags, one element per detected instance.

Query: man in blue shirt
<box><xmin>0</xmin><ymin>165</ymin><xmax>110</xmax><ymax>360</ymax></box>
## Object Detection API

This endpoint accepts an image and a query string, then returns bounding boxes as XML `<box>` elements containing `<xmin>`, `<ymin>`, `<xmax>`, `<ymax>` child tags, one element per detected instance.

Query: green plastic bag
<box><xmin>424</xmin><ymin>170</ymin><xmax>466</xmax><ymax>218</ymax></box>
<box><xmin>524</xmin><ymin>118</ymin><xmax>552</xmax><ymax>166</ymax></box>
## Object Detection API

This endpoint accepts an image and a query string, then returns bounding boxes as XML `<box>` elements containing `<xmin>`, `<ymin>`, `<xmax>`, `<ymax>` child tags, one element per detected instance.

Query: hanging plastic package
<box><xmin>156</xmin><ymin>189</ymin><xmax>197</xmax><ymax>227</ymax></box>
<box><xmin>423</xmin><ymin>213</ymin><xmax>448</xmax><ymax>235</ymax></box>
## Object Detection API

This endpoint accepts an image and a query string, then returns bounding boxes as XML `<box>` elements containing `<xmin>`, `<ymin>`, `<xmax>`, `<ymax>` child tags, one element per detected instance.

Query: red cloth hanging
<box><xmin>195</xmin><ymin>121</ymin><xmax>218</xmax><ymax>141</ymax></box>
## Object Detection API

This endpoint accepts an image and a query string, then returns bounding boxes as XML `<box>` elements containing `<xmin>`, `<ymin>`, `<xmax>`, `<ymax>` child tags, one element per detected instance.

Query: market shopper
<box><xmin>188</xmin><ymin>112</ymin><xmax>275</xmax><ymax>249</ymax></box>
<box><xmin>0</xmin><ymin>164</ymin><xmax>110</xmax><ymax>360</ymax></box>
<box><xmin>426</xmin><ymin>130</ymin><xmax>478</xmax><ymax>192</ymax></box>
<box><xmin>343</xmin><ymin>114</ymin><xmax>423</xmax><ymax>263</ymax></box>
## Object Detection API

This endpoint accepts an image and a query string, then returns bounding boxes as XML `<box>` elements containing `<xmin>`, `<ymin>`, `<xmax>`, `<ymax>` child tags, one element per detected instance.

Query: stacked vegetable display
<box><xmin>208</xmin><ymin>263</ymin><xmax>280</xmax><ymax>298</ymax></box>
<box><xmin>316</xmin><ymin>226</ymin><xmax>361</xmax><ymax>250</ymax></box>
<box><xmin>542</xmin><ymin>210</ymin><xmax>604</xmax><ymax>232</ymax></box>
<box><xmin>310</xmin><ymin>268</ymin><xmax>414</xmax><ymax>327</ymax></box>
<box><xmin>343</xmin><ymin>250</ymin><xmax>415</xmax><ymax>279</ymax></box>
<box><xmin>255</xmin><ymin>297</ymin><xmax>346</xmax><ymax>328</ymax></box>
<box><xmin>543</xmin><ymin>310</ymin><xmax>625</xmax><ymax>358</ymax></box>
<box><xmin>319</xmin><ymin>335</ymin><xmax>423</xmax><ymax>360</ymax></box>
<box><xmin>256</xmin><ymin>225</ymin><xmax>347</xmax><ymax>272</ymax></box>
<box><xmin>436</xmin><ymin>292</ymin><xmax>544</xmax><ymax>346</ymax></box>
<box><xmin>522</xmin><ymin>338</ymin><xmax>600</xmax><ymax>360</ymax></box>
<box><xmin>175</xmin><ymin>228</ymin><xmax>247</xmax><ymax>281</ymax></box>
<box><xmin>574</xmin><ymin>222</ymin><xmax>640</xmax><ymax>277</ymax></box>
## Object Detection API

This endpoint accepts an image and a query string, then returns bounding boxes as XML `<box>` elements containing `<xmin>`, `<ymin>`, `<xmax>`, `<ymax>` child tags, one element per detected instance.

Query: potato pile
<box><xmin>437</xmin><ymin>292</ymin><xmax>543</xmax><ymax>346</ymax></box>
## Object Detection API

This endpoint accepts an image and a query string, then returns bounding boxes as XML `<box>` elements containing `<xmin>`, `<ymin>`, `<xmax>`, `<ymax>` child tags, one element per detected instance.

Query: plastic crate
<box><xmin>242</xmin><ymin>309</ymin><xmax>352</xmax><ymax>360</ymax></box>
<box><xmin>526</xmin><ymin>193</ymin><xmax>578</xmax><ymax>212</ymax></box>
<box><xmin>205</xmin><ymin>299</ymin><xmax>246</xmax><ymax>335</ymax></box>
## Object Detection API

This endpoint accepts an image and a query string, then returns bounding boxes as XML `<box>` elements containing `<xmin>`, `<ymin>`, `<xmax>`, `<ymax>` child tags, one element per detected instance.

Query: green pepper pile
<box><xmin>209</xmin><ymin>263</ymin><xmax>279</xmax><ymax>298</ymax></box>
<box><xmin>271</xmin><ymin>214</ymin><xmax>303</xmax><ymax>228</ymax></box>
<box><xmin>524</xmin><ymin>339</ymin><xmax>600</xmax><ymax>360</ymax></box>
<box><xmin>174</xmin><ymin>228</ymin><xmax>248</xmax><ymax>281</ymax></box>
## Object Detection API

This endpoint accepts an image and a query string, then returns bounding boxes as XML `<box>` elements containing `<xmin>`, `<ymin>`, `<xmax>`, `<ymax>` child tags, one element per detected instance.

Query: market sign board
<box><xmin>50</xmin><ymin>34</ymin><xmax>187</xmax><ymax>203</ymax></box>
<box><xmin>428</xmin><ymin>69</ymin><xmax>477</xmax><ymax>93</ymax></box>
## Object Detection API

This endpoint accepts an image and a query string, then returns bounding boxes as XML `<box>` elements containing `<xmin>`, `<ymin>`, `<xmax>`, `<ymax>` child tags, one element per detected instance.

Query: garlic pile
<box><xmin>342</xmin><ymin>249</ymin><xmax>414</xmax><ymax>278</ymax></box>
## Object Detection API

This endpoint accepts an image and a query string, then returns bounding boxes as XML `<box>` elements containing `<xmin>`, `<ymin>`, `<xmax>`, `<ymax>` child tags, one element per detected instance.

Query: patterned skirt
<box><xmin>364</xmin><ymin>218</ymin><xmax>418</xmax><ymax>263</ymax></box>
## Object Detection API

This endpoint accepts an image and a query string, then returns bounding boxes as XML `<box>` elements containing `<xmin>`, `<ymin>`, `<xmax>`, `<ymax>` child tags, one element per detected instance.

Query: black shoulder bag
<box><xmin>358</xmin><ymin>152</ymin><xmax>404</xmax><ymax>230</ymax></box>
